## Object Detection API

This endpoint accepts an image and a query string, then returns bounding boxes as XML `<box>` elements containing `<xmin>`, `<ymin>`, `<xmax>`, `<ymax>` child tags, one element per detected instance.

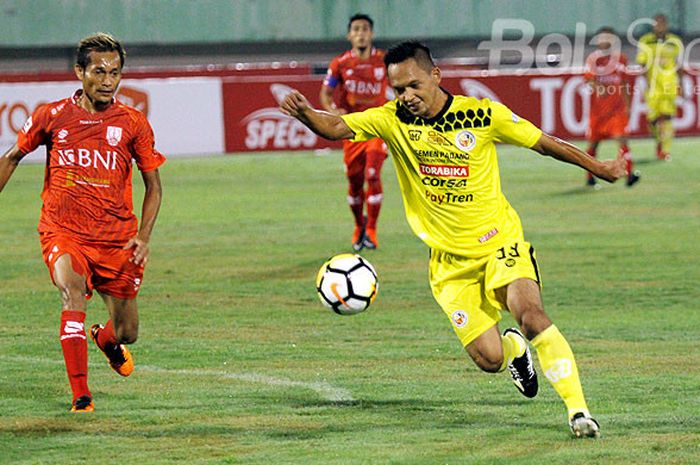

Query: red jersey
<box><xmin>323</xmin><ymin>48</ymin><xmax>389</xmax><ymax>112</ymax></box>
<box><xmin>584</xmin><ymin>51</ymin><xmax>631</xmax><ymax>117</ymax></box>
<box><xmin>17</xmin><ymin>90</ymin><xmax>166</xmax><ymax>245</ymax></box>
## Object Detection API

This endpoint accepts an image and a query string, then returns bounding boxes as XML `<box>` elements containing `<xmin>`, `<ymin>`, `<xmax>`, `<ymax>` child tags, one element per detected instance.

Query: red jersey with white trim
<box><xmin>323</xmin><ymin>48</ymin><xmax>389</xmax><ymax>112</ymax></box>
<box><xmin>17</xmin><ymin>90</ymin><xmax>166</xmax><ymax>245</ymax></box>
<box><xmin>584</xmin><ymin>51</ymin><xmax>631</xmax><ymax>117</ymax></box>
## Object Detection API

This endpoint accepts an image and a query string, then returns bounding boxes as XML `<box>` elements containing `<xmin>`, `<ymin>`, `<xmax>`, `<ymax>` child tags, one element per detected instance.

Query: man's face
<box><xmin>347</xmin><ymin>19</ymin><xmax>373</xmax><ymax>50</ymax></box>
<box><xmin>596</xmin><ymin>32</ymin><xmax>615</xmax><ymax>52</ymax></box>
<box><xmin>388</xmin><ymin>58</ymin><xmax>442</xmax><ymax>118</ymax></box>
<box><xmin>75</xmin><ymin>51</ymin><xmax>122</xmax><ymax>106</ymax></box>
<box><xmin>653</xmin><ymin>16</ymin><xmax>668</xmax><ymax>36</ymax></box>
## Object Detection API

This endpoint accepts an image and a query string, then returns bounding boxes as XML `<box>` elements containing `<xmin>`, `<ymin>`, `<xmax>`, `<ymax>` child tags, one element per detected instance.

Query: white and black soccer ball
<box><xmin>316</xmin><ymin>253</ymin><xmax>378</xmax><ymax>315</ymax></box>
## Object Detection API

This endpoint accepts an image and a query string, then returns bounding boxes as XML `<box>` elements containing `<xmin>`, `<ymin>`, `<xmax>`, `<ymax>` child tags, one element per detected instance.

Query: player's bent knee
<box><xmin>474</xmin><ymin>357</ymin><xmax>502</xmax><ymax>373</ymax></box>
<box><xmin>468</xmin><ymin>349</ymin><xmax>503</xmax><ymax>373</ymax></box>
<box><xmin>57</xmin><ymin>284</ymin><xmax>87</xmax><ymax>308</ymax></box>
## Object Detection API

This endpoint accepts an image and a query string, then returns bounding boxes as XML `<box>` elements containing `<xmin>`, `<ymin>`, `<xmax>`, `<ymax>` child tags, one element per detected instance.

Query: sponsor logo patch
<box><xmin>478</xmin><ymin>228</ymin><xmax>499</xmax><ymax>243</ymax></box>
<box><xmin>419</xmin><ymin>164</ymin><xmax>469</xmax><ymax>178</ymax></box>
<box><xmin>455</xmin><ymin>130</ymin><xmax>476</xmax><ymax>152</ymax></box>
<box><xmin>451</xmin><ymin>310</ymin><xmax>468</xmax><ymax>328</ymax></box>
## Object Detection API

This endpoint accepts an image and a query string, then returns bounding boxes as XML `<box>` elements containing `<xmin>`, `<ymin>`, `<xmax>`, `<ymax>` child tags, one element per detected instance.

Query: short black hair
<box><xmin>384</xmin><ymin>41</ymin><xmax>436</xmax><ymax>72</ymax></box>
<box><xmin>596</xmin><ymin>26</ymin><xmax>615</xmax><ymax>35</ymax></box>
<box><xmin>348</xmin><ymin>13</ymin><xmax>373</xmax><ymax>30</ymax></box>
<box><xmin>76</xmin><ymin>32</ymin><xmax>126</xmax><ymax>69</ymax></box>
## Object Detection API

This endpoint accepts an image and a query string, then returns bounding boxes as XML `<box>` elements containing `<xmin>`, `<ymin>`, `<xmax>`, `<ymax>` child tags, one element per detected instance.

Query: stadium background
<box><xmin>1</xmin><ymin>0</ymin><xmax>698</xmax><ymax>159</ymax></box>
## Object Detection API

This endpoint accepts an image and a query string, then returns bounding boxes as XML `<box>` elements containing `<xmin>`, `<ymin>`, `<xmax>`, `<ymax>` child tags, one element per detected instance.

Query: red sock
<box><xmin>365</xmin><ymin>154</ymin><xmax>384</xmax><ymax>230</ymax></box>
<box><xmin>366</xmin><ymin>183</ymin><xmax>383</xmax><ymax>230</ymax></box>
<box><xmin>97</xmin><ymin>319</ymin><xmax>118</xmax><ymax>348</ymax></box>
<box><xmin>60</xmin><ymin>310</ymin><xmax>90</xmax><ymax>401</ymax></box>
<box><xmin>347</xmin><ymin>172</ymin><xmax>365</xmax><ymax>227</ymax></box>
<box><xmin>586</xmin><ymin>147</ymin><xmax>597</xmax><ymax>181</ymax></box>
<box><xmin>619</xmin><ymin>144</ymin><xmax>633</xmax><ymax>174</ymax></box>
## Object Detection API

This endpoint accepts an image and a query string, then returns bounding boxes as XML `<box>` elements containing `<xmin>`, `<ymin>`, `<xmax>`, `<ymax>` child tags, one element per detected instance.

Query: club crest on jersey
<box><xmin>455</xmin><ymin>130</ymin><xmax>476</xmax><ymax>152</ymax></box>
<box><xmin>451</xmin><ymin>310</ymin><xmax>468</xmax><ymax>328</ymax></box>
<box><xmin>106</xmin><ymin>126</ymin><xmax>123</xmax><ymax>146</ymax></box>
<box><xmin>374</xmin><ymin>67</ymin><xmax>385</xmax><ymax>80</ymax></box>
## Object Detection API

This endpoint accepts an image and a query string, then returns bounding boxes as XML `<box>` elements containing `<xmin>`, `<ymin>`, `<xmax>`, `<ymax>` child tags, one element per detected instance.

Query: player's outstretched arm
<box><xmin>0</xmin><ymin>144</ymin><xmax>27</xmax><ymax>193</ymax></box>
<box><xmin>280</xmin><ymin>90</ymin><xmax>354</xmax><ymax>140</ymax></box>
<box><xmin>531</xmin><ymin>133</ymin><xmax>627</xmax><ymax>183</ymax></box>
<box><xmin>124</xmin><ymin>168</ymin><xmax>162</xmax><ymax>266</ymax></box>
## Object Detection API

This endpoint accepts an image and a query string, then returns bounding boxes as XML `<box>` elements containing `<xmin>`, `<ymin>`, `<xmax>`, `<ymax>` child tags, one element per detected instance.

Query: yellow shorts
<box><xmin>646</xmin><ymin>90</ymin><xmax>677</xmax><ymax>121</ymax></box>
<box><xmin>429</xmin><ymin>241</ymin><xmax>541</xmax><ymax>348</ymax></box>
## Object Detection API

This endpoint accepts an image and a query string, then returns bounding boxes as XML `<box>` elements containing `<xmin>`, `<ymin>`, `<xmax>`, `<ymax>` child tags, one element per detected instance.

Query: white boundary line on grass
<box><xmin>1</xmin><ymin>355</ymin><xmax>355</xmax><ymax>402</ymax></box>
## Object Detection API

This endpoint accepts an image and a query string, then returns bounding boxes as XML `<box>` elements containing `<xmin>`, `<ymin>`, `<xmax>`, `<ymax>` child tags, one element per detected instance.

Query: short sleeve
<box><xmin>16</xmin><ymin>104</ymin><xmax>50</xmax><ymax>155</ymax></box>
<box><xmin>341</xmin><ymin>105</ymin><xmax>392</xmax><ymax>142</ymax></box>
<box><xmin>131</xmin><ymin>113</ymin><xmax>166</xmax><ymax>172</ymax></box>
<box><xmin>322</xmin><ymin>57</ymin><xmax>341</xmax><ymax>89</ymax></box>
<box><xmin>489</xmin><ymin>101</ymin><xmax>542</xmax><ymax>148</ymax></box>
<box><xmin>636</xmin><ymin>35</ymin><xmax>652</xmax><ymax>65</ymax></box>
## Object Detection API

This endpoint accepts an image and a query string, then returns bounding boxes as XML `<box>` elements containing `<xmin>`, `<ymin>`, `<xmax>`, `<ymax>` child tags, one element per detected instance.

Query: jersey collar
<box><xmin>396</xmin><ymin>88</ymin><xmax>453</xmax><ymax>126</ymax></box>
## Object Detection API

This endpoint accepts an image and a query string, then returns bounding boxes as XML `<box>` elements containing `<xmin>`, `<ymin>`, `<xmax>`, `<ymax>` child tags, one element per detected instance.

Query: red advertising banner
<box><xmin>222</xmin><ymin>76</ymin><xmax>341</xmax><ymax>153</ymax></box>
<box><xmin>440</xmin><ymin>69</ymin><xmax>700</xmax><ymax>140</ymax></box>
<box><xmin>6</xmin><ymin>66</ymin><xmax>698</xmax><ymax>155</ymax></box>
<box><xmin>222</xmin><ymin>69</ymin><xmax>700</xmax><ymax>153</ymax></box>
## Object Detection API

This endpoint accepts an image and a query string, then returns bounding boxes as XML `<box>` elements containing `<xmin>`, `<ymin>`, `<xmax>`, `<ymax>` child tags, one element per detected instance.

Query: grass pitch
<box><xmin>1</xmin><ymin>138</ymin><xmax>699</xmax><ymax>464</ymax></box>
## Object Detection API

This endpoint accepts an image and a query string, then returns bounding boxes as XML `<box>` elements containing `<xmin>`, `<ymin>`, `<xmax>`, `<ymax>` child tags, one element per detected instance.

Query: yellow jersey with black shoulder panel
<box><xmin>341</xmin><ymin>92</ymin><xmax>542</xmax><ymax>257</ymax></box>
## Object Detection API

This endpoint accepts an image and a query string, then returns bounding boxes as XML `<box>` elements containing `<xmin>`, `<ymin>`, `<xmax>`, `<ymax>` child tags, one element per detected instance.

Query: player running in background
<box><xmin>283</xmin><ymin>41</ymin><xmax>628</xmax><ymax>438</ymax></box>
<box><xmin>636</xmin><ymin>13</ymin><xmax>683</xmax><ymax>161</ymax></box>
<box><xmin>320</xmin><ymin>13</ymin><xmax>390</xmax><ymax>250</ymax></box>
<box><xmin>584</xmin><ymin>27</ymin><xmax>640</xmax><ymax>188</ymax></box>
<box><xmin>0</xmin><ymin>33</ymin><xmax>165</xmax><ymax>412</ymax></box>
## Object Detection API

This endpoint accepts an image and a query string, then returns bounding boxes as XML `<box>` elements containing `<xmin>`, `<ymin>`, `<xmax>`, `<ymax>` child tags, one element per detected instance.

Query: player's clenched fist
<box><xmin>280</xmin><ymin>90</ymin><xmax>310</xmax><ymax>117</ymax></box>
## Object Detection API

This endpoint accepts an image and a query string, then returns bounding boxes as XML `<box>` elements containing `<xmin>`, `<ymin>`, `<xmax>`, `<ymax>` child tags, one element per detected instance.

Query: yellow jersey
<box><xmin>636</xmin><ymin>32</ymin><xmax>682</xmax><ymax>93</ymax></box>
<box><xmin>342</xmin><ymin>93</ymin><xmax>542</xmax><ymax>257</ymax></box>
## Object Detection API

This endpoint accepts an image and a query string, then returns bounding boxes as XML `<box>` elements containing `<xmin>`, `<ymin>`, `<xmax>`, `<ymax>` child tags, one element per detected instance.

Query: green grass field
<box><xmin>1</xmin><ymin>138</ymin><xmax>699</xmax><ymax>464</ymax></box>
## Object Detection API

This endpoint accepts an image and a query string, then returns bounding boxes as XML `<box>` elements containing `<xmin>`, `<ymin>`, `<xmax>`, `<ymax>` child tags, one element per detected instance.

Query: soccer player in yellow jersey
<box><xmin>281</xmin><ymin>41</ymin><xmax>627</xmax><ymax>438</ymax></box>
<box><xmin>636</xmin><ymin>14</ymin><xmax>683</xmax><ymax>160</ymax></box>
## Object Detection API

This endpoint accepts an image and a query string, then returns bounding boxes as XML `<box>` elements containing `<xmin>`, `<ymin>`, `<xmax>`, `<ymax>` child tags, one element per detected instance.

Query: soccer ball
<box><xmin>316</xmin><ymin>253</ymin><xmax>378</xmax><ymax>315</ymax></box>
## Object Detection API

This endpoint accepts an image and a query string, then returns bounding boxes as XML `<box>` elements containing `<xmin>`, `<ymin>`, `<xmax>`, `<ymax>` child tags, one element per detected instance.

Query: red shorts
<box><xmin>40</xmin><ymin>232</ymin><xmax>144</xmax><ymax>300</ymax></box>
<box><xmin>587</xmin><ymin>112</ymin><xmax>628</xmax><ymax>142</ymax></box>
<box><xmin>343</xmin><ymin>138</ymin><xmax>388</xmax><ymax>177</ymax></box>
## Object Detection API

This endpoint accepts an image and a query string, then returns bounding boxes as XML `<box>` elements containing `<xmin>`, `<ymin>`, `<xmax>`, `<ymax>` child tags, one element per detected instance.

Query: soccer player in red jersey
<box><xmin>0</xmin><ymin>33</ymin><xmax>165</xmax><ymax>412</ymax></box>
<box><xmin>584</xmin><ymin>27</ymin><xmax>640</xmax><ymax>188</ymax></box>
<box><xmin>320</xmin><ymin>13</ymin><xmax>390</xmax><ymax>250</ymax></box>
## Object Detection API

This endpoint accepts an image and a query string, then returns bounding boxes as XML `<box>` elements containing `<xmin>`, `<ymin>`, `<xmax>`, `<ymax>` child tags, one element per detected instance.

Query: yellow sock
<box><xmin>531</xmin><ymin>325</ymin><xmax>589</xmax><ymax>418</ymax></box>
<box><xmin>660</xmin><ymin>119</ymin><xmax>674</xmax><ymax>153</ymax></box>
<box><xmin>499</xmin><ymin>330</ymin><xmax>526</xmax><ymax>372</ymax></box>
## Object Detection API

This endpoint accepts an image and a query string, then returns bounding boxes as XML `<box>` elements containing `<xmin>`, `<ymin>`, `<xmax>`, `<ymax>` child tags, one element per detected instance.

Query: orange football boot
<box><xmin>90</xmin><ymin>324</ymin><xmax>134</xmax><ymax>377</ymax></box>
<box><xmin>71</xmin><ymin>395</ymin><xmax>94</xmax><ymax>413</ymax></box>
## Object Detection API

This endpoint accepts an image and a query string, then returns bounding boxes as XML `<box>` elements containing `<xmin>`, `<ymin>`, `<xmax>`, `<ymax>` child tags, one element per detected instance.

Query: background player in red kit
<box><xmin>584</xmin><ymin>27</ymin><xmax>640</xmax><ymax>188</ymax></box>
<box><xmin>320</xmin><ymin>13</ymin><xmax>390</xmax><ymax>250</ymax></box>
<box><xmin>0</xmin><ymin>33</ymin><xmax>165</xmax><ymax>412</ymax></box>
